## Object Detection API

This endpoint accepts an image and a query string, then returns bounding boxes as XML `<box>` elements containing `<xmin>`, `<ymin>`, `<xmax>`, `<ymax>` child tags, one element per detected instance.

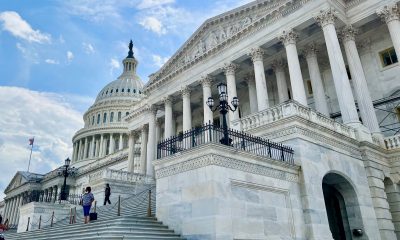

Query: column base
<box><xmin>347</xmin><ymin>122</ymin><xmax>373</xmax><ymax>143</ymax></box>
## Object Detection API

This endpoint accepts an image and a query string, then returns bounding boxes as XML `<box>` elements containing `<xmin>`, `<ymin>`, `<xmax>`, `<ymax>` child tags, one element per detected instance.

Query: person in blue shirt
<box><xmin>81</xmin><ymin>186</ymin><xmax>94</xmax><ymax>224</ymax></box>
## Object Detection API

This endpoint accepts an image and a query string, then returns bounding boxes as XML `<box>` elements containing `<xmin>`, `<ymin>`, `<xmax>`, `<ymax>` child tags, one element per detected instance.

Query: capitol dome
<box><xmin>71</xmin><ymin>40</ymin><xmax>144</xmax><ymax>167</ymax></box>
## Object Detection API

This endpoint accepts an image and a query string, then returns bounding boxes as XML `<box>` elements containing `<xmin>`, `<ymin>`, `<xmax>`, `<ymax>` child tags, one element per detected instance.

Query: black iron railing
<box><xmin>157</xmin><ymin>124</ymin><xmax>294</xmax><ymax>165</ymax></box>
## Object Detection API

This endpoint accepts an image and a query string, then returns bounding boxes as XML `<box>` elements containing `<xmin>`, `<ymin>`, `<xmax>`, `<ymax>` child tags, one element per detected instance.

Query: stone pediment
<box><xmin>146</xmin><ymin>0</ymin><xmax>298</xmax><ymax>90</ymax></box>
<box><xmin>4</xmin><ymin>171</ymin><xmax>43</xmax><ymax>193</ymax></box>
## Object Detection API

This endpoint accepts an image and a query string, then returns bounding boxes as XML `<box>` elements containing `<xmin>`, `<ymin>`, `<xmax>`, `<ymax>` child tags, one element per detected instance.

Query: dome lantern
<box><xmin>121</xmin><ymin>40</ymin><xmax>138</xmax><ymax>76</ymax></box>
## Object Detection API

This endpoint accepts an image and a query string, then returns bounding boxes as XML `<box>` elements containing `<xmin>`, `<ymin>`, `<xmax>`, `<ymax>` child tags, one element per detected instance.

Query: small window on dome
<box><xmin>110</xmin><ymin>89</ymin><xmax>113</xmax><ymax>93</ymax></box>
<box><xmin>103</xmin><ymin>113</ymin><xmax>107</xmax><ymax>123</ymax></box>
<box><xmin>92</xmin><ymin>116</ymin><xmax>95</xmax><ymax>125</ymax></box>
<box><xmin>127</xmin><ymin>89</ymin><xmax>130</xmax><ymax>93</ymax></box>
<box><xmin>122</xmin><ymin>88</ymin><xmax>124</xmax><ymax>92</ymax></box>
<box><xmin>97</xmin><ymin>114</ymin><xmax>100</xmax><ymax>124</ymax></box>
<box><xmin>116</xmin><ymin>89</ymin><xmax>119</xmax><ymax>93</ymax></box>
<box><xmin>110</xmin><ymin>112</ymin><xmax>114</xmax><ymax>122</ymax></box>
<box><xmin>106</xmin><ymin>90</ymin><xmax>108</xmax><ymax>94</ymax></box>
<box><xmin>133</xmin><ymin>89</ymin><xmax>136</xmax><ymax>93</ymax></box>
<box><xmin>126</xmin><ymin>112</ymin><xmax>129</xmax><ymax>116</ymax></box>
<box><xmin>139</xmin><ymin>90</ymin><xmax>142</xmax><ymax>94</ymax></box>
<box><xmin>118</xmin><ymin>112</ymin><xmax>122</xmax><ymax>122</ymax></box>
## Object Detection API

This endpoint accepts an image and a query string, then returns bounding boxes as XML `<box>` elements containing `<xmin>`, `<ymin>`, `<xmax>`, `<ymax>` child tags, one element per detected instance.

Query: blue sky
<box><xmin>0</xmin><ymin>0</ymin><xmax>251</xmax><ymax>200</ymax></box>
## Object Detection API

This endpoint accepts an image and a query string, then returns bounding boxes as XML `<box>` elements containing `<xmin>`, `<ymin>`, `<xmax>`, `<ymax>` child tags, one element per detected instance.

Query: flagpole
<box><xmin>28</xmin><ymin>138</ymin><xmax>34</xmax><ymax>172</ymax></box>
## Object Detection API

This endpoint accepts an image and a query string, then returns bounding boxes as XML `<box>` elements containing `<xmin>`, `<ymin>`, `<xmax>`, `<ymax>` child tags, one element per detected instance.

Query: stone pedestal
<box><xmin>154</xmin><ymin>143</ymin><xmax>303</xmax><ymax>240</ymax></box>
<box><xmin>18</xmin><ymin>202</ymin><xmax>72</xmax><ymax>233</ymax></box>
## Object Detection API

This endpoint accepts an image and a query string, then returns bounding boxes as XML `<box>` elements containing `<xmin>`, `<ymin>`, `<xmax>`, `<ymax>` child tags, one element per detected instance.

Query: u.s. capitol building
<box><xmin>3</xmin><ymin>0</ymin><xmax>400</xmax><ymax>239</ymax></box>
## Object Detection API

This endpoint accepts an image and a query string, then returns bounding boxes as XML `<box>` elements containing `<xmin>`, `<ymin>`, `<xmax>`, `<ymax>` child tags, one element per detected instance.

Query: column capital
<box><xmin>161</xmin><ymin>95</ymin><xmax>172</xmax><ymax>105</ymax></box>
<box><xmin>223</xmin><ymin>62</ymin><xmax>238</xmax><ymax>76</ymax></box>
<box><xmin>377</xmin><ymin>4</ymin><xmax>399</xmax><ymax>23</ymax></box>
<box><xmin>314</xmin><ymin>8</ymin><xmax>337</xmax><ymax>28</ymax></box>
<box><xmin>200</xmin><ymin>75</ymin><xmax>213</xmax><ymax>87</ymax></box>
<box><xmin>140</xmin><ymin>124</ymin><xmax>149</xmax><ymax>132</ymax></box>
<box><xmin>302</xmin><ymin>43</ymin><xmax>319</xmax><ymax>59</ymax></box>
<box><xmin>243</xmin><ymin>73</ymin><xmax>255</xmax><ymax>85</ymax></box>
<box><xmin>271</xmin><ymin>59</ymin><xmax>286</xmax><ymax>72</ymax></box>
<box><xmin>147</xmin><ymin>105</ymin><xmax>158</xmax><ymax>115</ymax></box>
<box><xmin>180</xmin><ymin>86</ymin><xmax>191</xmax><ymax>97</ymax></box>
<box><xmin>249</xmin><ymin>47</ymin><xmax>264</xmax><ymax>62</ymax></box>
<box><xmin>340</xmin><ymin>25</ymin><xmax>358</xmax><ymax>43</ymax></box>
<box><xmin>278</xmin><ymin>29</ymin><xmax>298</xmax><ymax>46</ymax></box>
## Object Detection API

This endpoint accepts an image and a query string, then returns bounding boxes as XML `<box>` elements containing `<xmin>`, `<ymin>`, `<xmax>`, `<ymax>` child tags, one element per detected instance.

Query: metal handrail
<box><xmin>157</xmin><ymin>123</ymin><xmax>294</xmax><ymax>165</ymax></box>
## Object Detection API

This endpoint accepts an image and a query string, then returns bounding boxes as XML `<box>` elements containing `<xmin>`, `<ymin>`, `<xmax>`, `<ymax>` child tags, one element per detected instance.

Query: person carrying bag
<box><xmin>81</xmin><ymin>186</ymin><xmax>95</xmax><ymax>224</ymax></box>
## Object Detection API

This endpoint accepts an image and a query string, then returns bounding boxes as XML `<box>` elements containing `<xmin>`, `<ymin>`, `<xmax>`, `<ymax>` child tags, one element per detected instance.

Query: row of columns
<box><xmin>73</xmin><ymin>133</ymin><xmax>127</xmax><ymax>162</ymax></box>
<box><xmin>128</xmin><ymin>5</ymin><xmax>400</xmax><ymax>177</ymax></box>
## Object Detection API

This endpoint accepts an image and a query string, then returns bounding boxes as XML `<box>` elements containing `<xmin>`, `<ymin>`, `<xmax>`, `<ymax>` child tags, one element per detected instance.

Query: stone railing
<box><xmin>232</xmin><ymin>100</ymin><xmax>357</xmax><ymax>140</ymax></box>
<box><xmin>77</xmin><ymin>150</ymin><xmax>129</xmax><ymax>176</ymax></box>
<box><xmin>384</xmin><ymin>135</ymin><xmax>400</xmax><ymax>150</ymax></box>
<box><xmin>89</xmin><ymin>168</ymin><xmax>154</xmax><ymax>184</ymax></box>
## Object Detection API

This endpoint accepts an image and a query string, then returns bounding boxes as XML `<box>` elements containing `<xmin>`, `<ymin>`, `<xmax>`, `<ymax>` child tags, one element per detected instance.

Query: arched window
<box><xmin>116</xmin><ymin>89</ymin><xmax>119</xmax><ymax>93</ymax></box>
<box><xmin>110</xmin><ymin>89</ymin><xmax>113</xmax><ymax>94</ymax></box>
<box><xmin>133</xmin><ymin>89</ymin><xmax>136</xmax><ymax>93</ymax></box>
<box><xmin>139</xmin><ymin>90</ymin><xmax>141</xmax><ymax>94</ymax></box>
<box><xmin>106</xmin><ymin>90</ymin><xmax>108</xmax><ymax>94</ymax></box>
<box><xmin>103</xmin><ymin>113</ymin><xmax>107</xmax><ymax>123</ymax></box>
<box><xmin>122</xmin><ymin>88</ymin><xmax>124</xmax><ymax>92</ymax></box>
<box><xmin>92</xmin><ymin>116</ymin><xmax>95</xmax><ymax>125</ymax></box>
<box><xmin>97</xmin><ymin>114</ymin><xmax>100</xmax><ymax>124</ymax></box>
<box><xmin>126</xmin><ymin>112</ymin><xmax>129</xmax><ymax>116</ymax></box>
<box><xmin>118</xmin><ymin>112</ymin><xmax>122</xmax><ymax>122</ymax></box>
<box><xmin>110</xmin><ymin>112</ymin><xmax>114</xmax><ymax>122</ymax></box>
<box><xmin>127</xmin><ymin>88</ymin><xmax>131</xmax><ymax>93</ymax></box>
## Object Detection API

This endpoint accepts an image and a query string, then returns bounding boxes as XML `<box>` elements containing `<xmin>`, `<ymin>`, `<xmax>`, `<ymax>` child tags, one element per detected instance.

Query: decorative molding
<box><xmin>314</xmin><ymin>8</ymin><xmax>337</xmax><ymax>28</ymax></box>
<box><xmin>377</xmin><ymin>3</ymin><xmax>400</xmax><ymax>23</ymax></box>
<box><xmin>200</xmin><ymin>75</ymin><xmax>213</xmax><ymax>87</ymax></box>
<box><xmin>302</xmin><ymin>43</ymin><xmax>319</xmax><ymax>59</ymax></box>
<box><xmin>180</xmin><ymin>86</ymin><xmax>191</xmax><ymax>97</ymax></box>
<box><xmin>278</xmin><ymin>28</ymin><xmax>298</xmax><ymax>46</ymax></box>
<box><xmin>155</xmin><ymin>153</ymin><xmax>299</xmax><ymax>182</ymax></box>
<box><xmin>161</xmin><ymin>95</ymin><xmax>172</xmax><ymax>105</ymax></box>
<box><xmin>340</xmin><ymin>25</ymin><xmax>358</xmax><ymax>43</ymax></box>
<box><xmin>271</xmin><ymin>58</ymin><xmax>287</xmax><ymax>72</ymax></box>
<box><xmin>249</xmin><ymin>47</ymin><xmax>265</xmax><ymax>62</ymax></box>
<box><xmin>223</xmin><ymin>62</ymin><xmax>238</xmax><ymax>75</ymax></box>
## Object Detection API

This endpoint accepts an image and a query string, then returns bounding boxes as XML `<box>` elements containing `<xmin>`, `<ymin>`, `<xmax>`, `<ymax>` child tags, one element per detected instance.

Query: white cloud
<box><xmin>109</xmin><ymin>58</ymin><xmax>120</xmax><ymax>75</ymax></box>
<box><xmin>82</xmin><ymin>42</ymin><xmax>95</xmax><ymax>54</ymax></box>
<box><xmin>16</xmin><ymin>42</ymin><xmax>39</xmax><ymax>64</ymax></box>
<box><xmin>45</xmin><ymin>59</ymin><xmax>60</xmax><ymax>64</ymax></box>
<box><xmin>137</xmin><ymin>0</ymin><xmax>175</xmax><ymax>9</ymax></box>
<box><xmin>152</xmin><ymin>54</ymin><xmax>169</xmax><ymax>67</ymax></box>
<box><xmin>139</xmin><ymin>16</ymin><xmax>166</xmax><ymax>35</ymax></box>
<box><xmin>0</xmin><ymin>87</ymin><xmax>86</xmax><ymax>200</ymax></box>
<box><xmin>0</xmin><ymin>11</ymin><xmax>51</xmax><ymax>43</ymax></box>
<box><xmin>67</xmin><ymin>51</ymin><xmax>74</xmax><ymax>62</ymax></box>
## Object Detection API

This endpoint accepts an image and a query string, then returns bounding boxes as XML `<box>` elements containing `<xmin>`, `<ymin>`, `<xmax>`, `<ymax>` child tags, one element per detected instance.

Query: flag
<box><xmin>29</xmin><ymin>137</ymin><xmax>34</xmax><ymax>145</ymax></box>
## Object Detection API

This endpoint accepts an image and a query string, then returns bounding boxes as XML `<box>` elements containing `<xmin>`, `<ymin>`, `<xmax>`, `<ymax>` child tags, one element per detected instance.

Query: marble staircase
<box><xmin>4</xmin><ymin>185</ymin><xmax>185</xmax><ymax>240</ymax></box>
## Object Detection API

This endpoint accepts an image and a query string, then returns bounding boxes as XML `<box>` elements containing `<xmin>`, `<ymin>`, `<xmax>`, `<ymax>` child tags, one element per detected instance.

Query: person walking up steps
<box><xmin>81</xmin><ymin>186</ymin><xmax>94</xmax><ymax>224</ymax></box>
<box><xmin>104</xmin><ymin>183</ymin><xmax>111</xmax><ymax>205</ymax></box>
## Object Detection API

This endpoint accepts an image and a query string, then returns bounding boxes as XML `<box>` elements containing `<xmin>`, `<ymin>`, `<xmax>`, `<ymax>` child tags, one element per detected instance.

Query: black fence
<box><xmin>157</xmin><ymin>124</ymin><xmax>294</xmax><ymax>165</ymax></box>
<box><xmin>22</xmin><ymin>190</ymin><xmax>82</xmax><ymax>205</ymax></box>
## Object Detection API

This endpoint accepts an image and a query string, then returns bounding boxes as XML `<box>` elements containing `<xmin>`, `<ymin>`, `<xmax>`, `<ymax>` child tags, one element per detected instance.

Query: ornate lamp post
<box><xmin>57</xmin><ymin>158</ymin><xmax>77</xmax><ymax>202</ymax></box>
<box><xmin>206</xmin><ymin>83</ymin><xmax>239</xmax><ymax>145</ymax></box>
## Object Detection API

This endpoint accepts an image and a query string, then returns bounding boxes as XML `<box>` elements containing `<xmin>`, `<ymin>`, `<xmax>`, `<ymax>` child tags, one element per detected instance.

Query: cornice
<box><xmin>143</xmin><ymin>0</ymin><xmax>312</xmax><ymax>95</ymax></box>
<box><xmin>72</xmin><ymin>125</ymin><xmax>128</xmax><ymax>142</ymax></box>
<box><xmin>155</xmin><ymin>150</ymin><xmax>299</xmax><ymax>182</ymax></box>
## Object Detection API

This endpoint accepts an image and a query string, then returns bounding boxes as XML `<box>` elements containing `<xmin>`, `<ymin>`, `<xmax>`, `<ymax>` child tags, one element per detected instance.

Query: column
<box><xmin>146</xmin><ymin>108</ymin><xmax>157</xmax><ymax>177</ymax></box>
<box><xmin>314</xmin><ymin>9</ymin><xmax>360</xmax><ymax>125</ymax></box>
<box><xmin>171</xmin><ymin>114</ymin><xmax>176</xmax><ymax>136</ymax></box>
<box><xmin>99</xmin><ymin>134</ymin><xmax>104</xmax><ymax>157</ymax></box>
<box><xmin>140</xmin><ymin>125</ymin><xmax>148</xmax><ymax>175</ymax></box>
<box><xmin>201</xmin><ymin>76</ymin><xmax>214</xmax><ymax>124</ymax></box>
<box><xmin>90</xmin><ymin>137</ymin><xmax>95</xmax><ymax>158</ymax></box>
<box><xmin>303</xmin><ymin>44</ymin><xmax>330</xmax><ymax>116</ymax></box>
<box><xmin>163</xmin><ymin>96</ymin><xmax>173</xmax><ymax>138</ymax></box>
<box><xmin>109</xmin><ymin>133</ymin><xmax>115</xmax><ymax>155</ymax></box>
<box><xmin>249</xmin><ymin>47</ymin><xmax>269</xmax><ymax>111</ymax></box>
<box><xmin>78</xmin><ymin>139</ymin><xmax>83</xmax><ymax>160</ymax></box>
<box><xmin>95</xmin><ymin>138</ymin><xmax>100</xmax><ymax>157</ymax></box>
<box><xmin>223</xmin><ymin>63</ymin><xmax>240</xmax><ymax>123</ymax></box>
<box><xmin>279</xmin><ymin>29</ymin><xmax>308</xmax><ymax>106</ymax></box>
<box><xmin>119</xmin><ymin>133</ymin><xmax>123</xmax><ymax>150</ymax></box>
<box><xmin>83</xmin><ymin>137</ymin><xmax>88</xmax><ymax>159</ymax></box>
<box><xmin>271</xmin><ymin>59</ymin><xmax>290</xmax><ymax>104</ymax></box>
<box><xmin>72</xmin><ymin>142</ymin><xmax>77</xmax><ymax>162</ymax></box>
<box><xmin>127</xmin><ymin>131</ymin><xmax>136</xmax><ymax>173</ymax></box>
<box><xmin>155</xmin><ymin>120</ymin><xmax>161</xmax><ymax>144</ymax></box>
<box><xmin>377</xmin><ymin>4</ymin><xmax>400</xmax><ymax>58</ymax></box>
<box><xmin>15</xmin><ymin>195</ymin><xmax>22</xmax><ymax>225</ymax></box>
<box><xmin>181</xmin><ymin>86</ymin><xmax>192</xmax><ymax>132</ymax></box>
<box><xmin>341</xmin><ymin>26</ymin><xmax>381</xmax><ymax>135</ymax></box>
<box><xmin>9</xmin><ymin>197</ymin><xmax>16</xmax><ymax>225</ymax></box>
<box><xmin>4</xmin><ymin>199</ymin><xmax>10</xmax><ymax>221</ymax></box>
<box><xmin>244</xmin><ymin>74</ymin><xmax>258</xmax><ymax>114</ymax></box>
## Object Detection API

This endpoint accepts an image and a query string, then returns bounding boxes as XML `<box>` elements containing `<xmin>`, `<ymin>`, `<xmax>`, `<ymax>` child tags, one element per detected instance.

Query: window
<box><xmin>127</xmin><ymin>88</ymin><xmax>131</xmax><ymax>93</ymax></box>
<box><xmin>118</xmin><ymin>112</ymin><xmax>122</xmax><ymax>122</ymax></box>
<box><xmin>307</xmin><ymin>80</ymin><xmax>313</xmax><ymax>95</ymax></box>
<box><xmin>133</xmin><ymin>89</ymin><xmax>136</xmax><ymax>93</ymax></box>
<box><xmin>116</xmin><ymin>89</ymin><xmax>119</xmax><ymax>93</ymax></box>
<box><xmin>110</xmin><ymin>89</ymin><xmax>113</xmax><ymax>94</ymax></box>
<box><xmin>122</xmin><ymin>88</ymin><xmax>124</xmax><ymax>92</ymax></box>
<box><xmin>139</xmin><ymin>90</ymin><xmax>142</xmax><ymax>94</ymax></box>
<box><xmin>92</xmin><ymin>116</ymin><xmax>95</xmax><ymax>125</ymax></box>
<box><xmin>106</xmin><ymin>90</ymin><xmax>108</xmax><ymax>94</ymax></box>
<box><xmin>103</xmin><ymin>113</ymin><xmax>107</xmax><ymax>123</ymax></box>
<box><xmin>380</xmin><ymin>47</ymin><xmax>398</xmax><ymax>67</ymax></box>
<box><xmin>110</xmin><ymin>112</ymin><xmax>114</xmax><ymax>122</ymax></box>
<box><xmin>345</xmin><ymin>65</ymin><xmax>352</xmax><ymax>80</ymax></box>
<box><xmin>97</xmin><ymin>114</ymin><xmax>100</xmax><ymax>124</ymax></box>
<box><xmin>396</xmin><ymin>107</ymin><xmax>400</xmax><ymax>121</ymax></box>
<box><xmin>126</xmin><ymin>112</ymin><xmax>129</xmax><ymax>116</ymax></box>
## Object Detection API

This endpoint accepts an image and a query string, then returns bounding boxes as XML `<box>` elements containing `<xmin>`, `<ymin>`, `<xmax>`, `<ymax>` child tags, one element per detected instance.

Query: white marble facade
<box><xmin>4</xmin><ymin>0</ymin><xmax>400</xmax><ymax>239</ymax></box>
